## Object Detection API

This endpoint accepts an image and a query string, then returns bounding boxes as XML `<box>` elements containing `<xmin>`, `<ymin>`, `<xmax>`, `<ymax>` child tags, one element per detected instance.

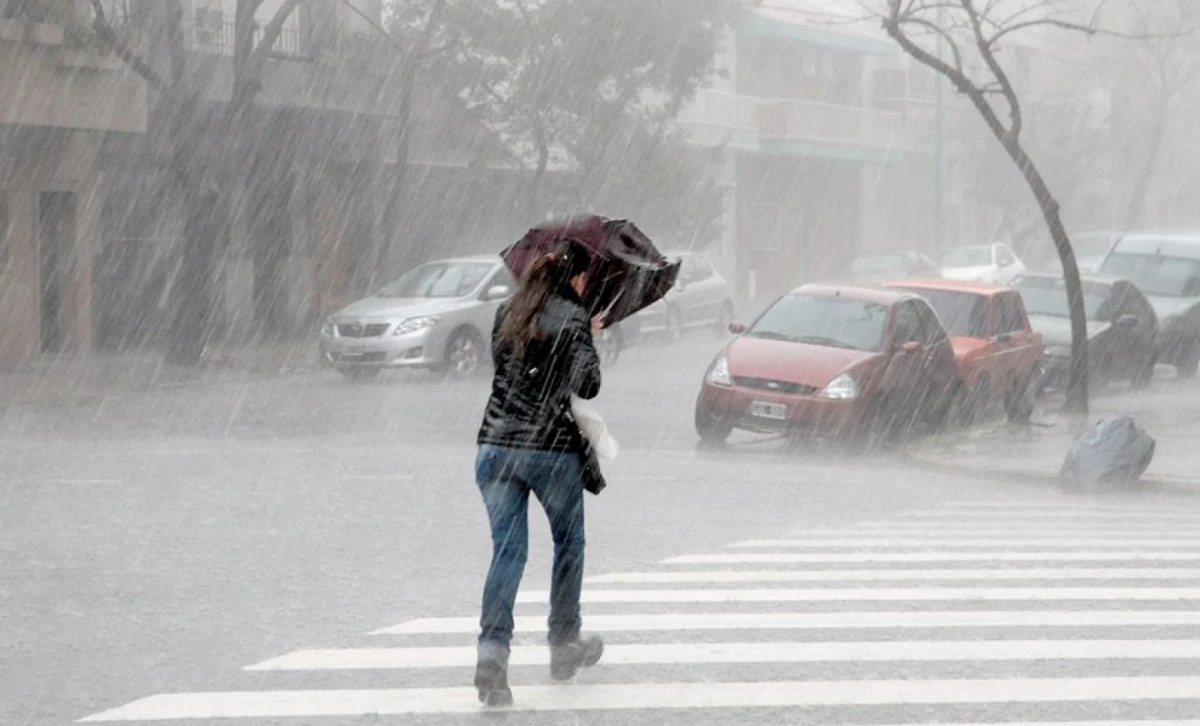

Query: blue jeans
<box><xmin>476</xmin><ymin>444</ymin><xmax>586</xmax><ymax>649</ymax></box>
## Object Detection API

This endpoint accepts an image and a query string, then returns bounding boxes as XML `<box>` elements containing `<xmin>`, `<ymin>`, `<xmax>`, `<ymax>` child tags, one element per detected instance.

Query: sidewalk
<box><xmin>906</xmin><ymin>383</ymin><xmax>1200</xmax><ymax>494</ymax></box>
<box><xmin>0</xmin><ymin>342</ymin><xmax>321</xmax><ymax>408</ymax></box>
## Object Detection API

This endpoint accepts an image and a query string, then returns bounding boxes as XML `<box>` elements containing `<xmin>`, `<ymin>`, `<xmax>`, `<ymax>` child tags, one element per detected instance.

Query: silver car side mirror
<box><xmin>484</xmin><ymin>285</ymin><xmax>511</xmax><ymax>302</ymax></box>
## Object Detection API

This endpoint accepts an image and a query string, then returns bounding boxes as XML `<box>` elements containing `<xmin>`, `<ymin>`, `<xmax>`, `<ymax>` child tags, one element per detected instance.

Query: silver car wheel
<box><xmin>448</xmin><ymin>330</ymin><xmax>482</xmax><ymax>377</ymax></box>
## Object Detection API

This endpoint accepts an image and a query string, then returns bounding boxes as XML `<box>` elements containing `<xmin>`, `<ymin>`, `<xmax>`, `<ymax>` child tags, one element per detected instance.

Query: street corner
<box><xmin>904</xmin><ymin>416</ymin><xmax>1083</xmax><ymax>488</ymax></box>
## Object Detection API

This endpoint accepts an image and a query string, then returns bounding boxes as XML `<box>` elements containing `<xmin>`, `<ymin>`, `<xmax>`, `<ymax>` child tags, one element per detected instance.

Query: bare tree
<box><xmin>875</xmin><ymin>0</ymin><xmax>1114</xmax><ymax>413</ymax></box>
<box><xmin>90</xmin><ymin>0</ymin><xmax>302</xmax><ymax>363</ymax></box>
<box><xmin>1122</xmin><ymin>0</ymin><xmax>1200</xmax><ymax>229</ymax></box>
<box><xmin>340</xmin><ymin>0</ymin><xmax>451</xmax><ymax>278</ymax></box>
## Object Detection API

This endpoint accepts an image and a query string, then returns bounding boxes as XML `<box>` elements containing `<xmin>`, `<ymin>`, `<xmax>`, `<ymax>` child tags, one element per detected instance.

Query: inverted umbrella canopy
<box><xmin>500</xmin><ymin>215</ymin><xmax>681</xmax><ymax>327</ymax></box>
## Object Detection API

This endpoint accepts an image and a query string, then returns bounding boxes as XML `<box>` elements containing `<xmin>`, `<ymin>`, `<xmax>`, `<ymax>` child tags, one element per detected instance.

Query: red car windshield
<box><xmin>748</xmin><ymin>294</ymin><xmax>888</xmax><ymax>352</ymax></box>
<box><xmin>895</xmin><ymin>288</ymin><xmax>988</xmax><ymax>338</ymax></box>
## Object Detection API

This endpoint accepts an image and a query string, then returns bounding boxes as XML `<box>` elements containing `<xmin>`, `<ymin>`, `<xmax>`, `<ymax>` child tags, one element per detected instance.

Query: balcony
<box><xmin>677</xmin><ymin>88</ymin><xmax>939</xmax><ymax>160</ymax></box>
<box><xmin>758</xmin><ymin>98</ymin><xmax>933</xmax><ymax>159</ymax></box>
<box><xmin>677</xmin><ymin>89</ymin><xmax>762</xmax><ymax>149</ymax></box>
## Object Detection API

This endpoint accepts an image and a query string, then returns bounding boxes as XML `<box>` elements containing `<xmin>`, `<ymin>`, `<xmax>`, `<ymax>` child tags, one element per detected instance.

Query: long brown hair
<box><xmin>499</xmin><ymin>238</ymin><xmax>592</xmax><ymax>355</ymax></box>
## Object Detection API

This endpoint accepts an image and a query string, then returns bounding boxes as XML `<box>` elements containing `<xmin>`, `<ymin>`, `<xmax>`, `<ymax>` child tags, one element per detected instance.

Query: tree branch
<box><xmin>89</xmin><ymin>0</ymin><xmax>164</xmax><ymax>89</ymax></box>
<box><xmin>250</xmin><ymin>0</ymin><xmax>304</xmax><ymax>68</ymax></box>
<box><xmin>962</xmin><ymin>0</ymin><xmax>1020</xmax><ymax>139</ymax></box>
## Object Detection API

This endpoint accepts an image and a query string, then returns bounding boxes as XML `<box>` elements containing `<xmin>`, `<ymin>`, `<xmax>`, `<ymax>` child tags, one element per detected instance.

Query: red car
<box><xmin>885</xmin><ymin>279</ymin><xmax>1044</xmax><ymax>422</ymax></box>
<box><xmin>694</xmin><ymin>284</ymin><xmax>962</xmax><ymax>446</ymax></box>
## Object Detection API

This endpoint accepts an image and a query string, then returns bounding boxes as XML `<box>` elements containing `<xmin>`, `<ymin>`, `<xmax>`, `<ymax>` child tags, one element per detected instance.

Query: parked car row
<box><xmin>696</xmin><ymin>231</ymin><xmax>1200</xmax><ymax>448</ymax></box>
<box><xmin>317</xmin><ymin>250</ymin><xmax>735</xmax><ymax>381</ymax></box>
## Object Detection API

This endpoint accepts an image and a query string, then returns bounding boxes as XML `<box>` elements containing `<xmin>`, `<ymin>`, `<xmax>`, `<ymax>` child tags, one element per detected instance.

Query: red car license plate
<box><xmin>751</xmin><ymin>400</ymin><xmax>787</xmax><ymax>420</ymax></box>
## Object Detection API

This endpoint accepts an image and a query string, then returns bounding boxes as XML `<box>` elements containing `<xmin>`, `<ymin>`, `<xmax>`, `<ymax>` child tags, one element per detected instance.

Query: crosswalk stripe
<box><xmin>815</xmin><ymin>527</ymin><xmax>1200</xmax><ymax>535</ymax></box>
<box><xmin>897</xmin><ymin>512</ymin><xmax>1200</xmax><ymax>521</ymax></box>
<box><xmin>372</xmin><ymin>610</ymin><xmax>1200</xmax><ymax>636</ymax></box>
<box><xmin>928</xmin><ymin>502</ymin><xmax>1191</xmax><ymax>511</ymax></box>
<box><xmin>245</xmin><ymin>639</ymin><xmax>1200</xmax><ymax>671</ymax></box>
<box><xmin>517</xmin><ymin>586</ymin><xmax>1200</xmax><ymax>604</ymax></box>
<box><xmin>733</xmin><ymin>539</ymin><xmax>1200</xmax><ymax>548</ymax></box>
<box><xmin>77</xmin><ymin>676</ymin><xmax>1200</xmax><ymax>720</ymax></box>
<box><xmin>665</xmin><ymin>552</ymin><xmax>1200</xmax><ymax>564</ymax></box>
<box><xmin>586</xmin><ymin>568</ymin><xmax>1200</xmax><ymax>584</ymax></box>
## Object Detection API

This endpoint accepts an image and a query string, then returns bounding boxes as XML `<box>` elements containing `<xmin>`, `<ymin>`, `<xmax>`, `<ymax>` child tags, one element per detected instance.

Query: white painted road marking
<box><xmin>897</xmin><ymin>511</ymin><xmax>1200</xmax><ymax>522</ymax></box>
<box><xmin>373</xmin><ymin>610</ymin><xmax>1200</xmax><ymax>636</ymax></box>
<box><xmin>517</xmin><ymin>586</ymin><xmax>1200</xmax><ymax>604</ymax></box>
<box><xmin>77</xmin><ymin>676</ymin><xmax>1200</xmax><ymax>720</ymax></box>
<box><xmin>586</xmin><ymin>567</ymin><xmax>1200</xmax><ymax>584</ymax></box>
<box><xmin>664</xmin><ymin>551</ymin><xmax>1200</xmax><ymax>564</ymax></box>
<box><xmin>734</xmin><ymin>538</ymin><xmax>1200</xmax><ymax>548</ymax></box>
<box><xmin>246</xmin><ymin>639</ymin><xmax>1200</xmax><ymax>671</ymax></box>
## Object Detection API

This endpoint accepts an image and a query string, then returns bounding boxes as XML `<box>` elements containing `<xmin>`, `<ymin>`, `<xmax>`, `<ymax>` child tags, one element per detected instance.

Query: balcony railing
<box><xmin>192</xmin><ymin>17</ymin><xmax>305</xmax><ymax>58</ymax></box>
<box><xmin>758</xmin><ymin>98</ymin><xmax>933</xmax><ymax>151</ymax></box>
<box><xmin>677</xmin><ymin>90</ymin><xmax>760</xmax><ymax>131</ymax></box>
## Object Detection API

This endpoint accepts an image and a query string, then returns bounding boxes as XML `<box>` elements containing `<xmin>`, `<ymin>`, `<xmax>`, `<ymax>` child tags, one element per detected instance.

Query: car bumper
<box><xmin>696</xmin><ymin>381</ymin><xmax>866</xmax><ymax>436</ymax></box>
<box><xmin>318</xmin><ymin>327</ymin><xmax>447</xmax><ymax>369</ymax></box>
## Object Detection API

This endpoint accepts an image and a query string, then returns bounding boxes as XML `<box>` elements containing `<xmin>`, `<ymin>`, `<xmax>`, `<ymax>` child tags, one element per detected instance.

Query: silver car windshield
<box><xmin>379</xmin><ymin>262</ymin><xmax>494</xmax><ymax>298</ymax></box>
<box><xmin>1099</xmin><ymin>253</ymin><xmax>1200</xmax><ymax>298</ymax></box>
<box><xmin>1015</xmin><ymin>278</ymin><xmax>1111</xmax><ymax>321</ymax></box>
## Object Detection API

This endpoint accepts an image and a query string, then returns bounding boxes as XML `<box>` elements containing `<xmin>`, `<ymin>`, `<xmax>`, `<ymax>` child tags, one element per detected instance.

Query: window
<box><xmin>893</xmin><ymin>288</ymin><xmax>987</xmax><ymax>338</ymax></box>
<box><xmin>747</xmin><ymin>294</ymin><xmax>888</xmax><ymax>352</ymax></box>
<box><xmin>690</xmin><ymin>258</ymin><xmax>714</xmax><ymax>281</ymax></box>
<box><xmin>1014</xmin><ymin>277</ymin><xmax>1112</xmax><ymax>321</ymax></box>
<box><xmin>487</xmin><ymin>266</ymin><xmax>515</xmax><ymax>291</ymax></box>
<box><xmin>994</xmin><ymin>293</ymin><xmax>1025</xmax><ymax>334</ymax></box>
<box><xmin>913</xmin><ymin>300</ymin><xmax>947</xmax><ymax>344</ymax></box>
<box><xmin>1100</xmin><ymin>252</ymin><xmax>1200</xmax><ymax>298</ymax></box>
<box><xmin>378</xmin><ymin>262</ymin><xmax>494</xmax><ymax>298</ymax></box>
<box><xmin>892</xmin><ymin>302</ymin><xmax>924</xmax><ymax>345</ymax></box>
<box><xmin>995</xmin><ymin>245</ymin><xmax>1017</xmax><ymax>267</ymax></box>
<box><xmin>941</xmin><ymin>245</ymin><xmax>992</xmax><ymax>268</ymax></box>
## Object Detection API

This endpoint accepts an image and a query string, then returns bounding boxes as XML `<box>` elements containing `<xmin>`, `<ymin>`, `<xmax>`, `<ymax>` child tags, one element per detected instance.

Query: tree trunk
<box><xmin>1000</xmin><ymin>135</ymin><xmax>1089</xmax><ymax>413</ymax></box>
<box><xmin>1124</xmin><ymin>89</ymin><xmax>1169</xmax><ymax>230</ymax></box>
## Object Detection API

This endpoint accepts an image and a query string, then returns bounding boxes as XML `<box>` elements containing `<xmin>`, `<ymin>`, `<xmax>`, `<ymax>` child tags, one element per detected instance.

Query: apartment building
<box><xmin>676</xmin><ymin>1</ymin><xmax>1119</xmax><ymax>302</ymax></box>
<box><xmin>0</xmin><ymin>0</ymin><xmax>501</xmax><ymax>364</ymax></box>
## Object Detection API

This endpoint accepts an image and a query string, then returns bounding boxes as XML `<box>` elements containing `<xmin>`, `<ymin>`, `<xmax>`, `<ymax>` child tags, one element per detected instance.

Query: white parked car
<box><xmin>940</xmin><ymin>243</ymin><xmax>1026</xmax><ymax>284</ymax></box>
<box><xmin>318</xmin><ymin>255</ymin><xmax>514</xmax><ymax>381</ymax></box>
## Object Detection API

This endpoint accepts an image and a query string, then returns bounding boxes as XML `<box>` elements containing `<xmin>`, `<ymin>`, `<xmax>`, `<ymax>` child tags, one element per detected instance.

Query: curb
<box><xmin>0</xmin><ymin>362</ymin><xmax>325</xmax><ymax>411</ymax></box>
<box><xmin>904</xmin><ymin>441</ymin><xmax>1200</xmax><ymax>499</ymax></box>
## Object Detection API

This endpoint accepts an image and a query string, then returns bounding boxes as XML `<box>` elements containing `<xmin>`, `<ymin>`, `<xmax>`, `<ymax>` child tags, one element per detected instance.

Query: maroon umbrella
<box><xmin>500</xmin><ymin>215</ymin><xmax>681</xmax><ymax>327</ymax></box>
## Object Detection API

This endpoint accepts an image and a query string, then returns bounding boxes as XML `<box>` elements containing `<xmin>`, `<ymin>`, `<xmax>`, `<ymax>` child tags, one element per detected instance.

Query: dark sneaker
<box><xmin>475</xmin><ymin>644</ymin><xmax>513</xmax><ymax>707</ymax></box>
<box><xmin>550</xmin><ymin>636</ymin><xmax>604</xmax><ymax>681</ymax></box>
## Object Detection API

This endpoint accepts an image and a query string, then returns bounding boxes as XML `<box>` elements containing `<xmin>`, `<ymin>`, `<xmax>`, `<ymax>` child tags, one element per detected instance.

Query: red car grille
<box><xmin>733</xmin><ymin>376</ymin><xmax>818</xmax><ymax>396</ymax></box>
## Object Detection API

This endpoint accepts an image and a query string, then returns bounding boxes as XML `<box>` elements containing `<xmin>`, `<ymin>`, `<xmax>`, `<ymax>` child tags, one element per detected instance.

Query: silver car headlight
<box><xmin>819</xmin><ymin>372</ymin><xmax>859</xmax><ymax>400</ymax></box>
<box><xmin>706</xmin><ymin>353</ymin><xmax>732</xmax><ymax>386</ymax></box>
<box><xmin>393</xmin><ymin>316</ymin><xmax>440</xmax><ymax>336</ymax></box>
<box><xmin>321</xmin><ymin>318</ymin><xmax>337</xmax><ymax>337</ymax></box>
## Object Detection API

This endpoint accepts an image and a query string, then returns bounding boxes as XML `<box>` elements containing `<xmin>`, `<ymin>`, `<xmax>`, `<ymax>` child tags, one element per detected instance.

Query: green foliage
<box><xmin>383</xmin><ymin>0</ymin><xmax>736</xmax><ymax>243</ymax></box>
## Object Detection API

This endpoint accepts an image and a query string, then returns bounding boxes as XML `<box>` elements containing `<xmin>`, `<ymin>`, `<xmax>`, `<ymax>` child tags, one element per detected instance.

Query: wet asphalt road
<box><xmin>5</xmin><ymin>335</ymin><xmax>1200</xmax><ymax>725</ymax></box>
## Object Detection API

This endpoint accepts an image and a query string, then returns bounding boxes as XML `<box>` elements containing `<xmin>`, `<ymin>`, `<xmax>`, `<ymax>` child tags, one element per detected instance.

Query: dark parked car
<box><xmin>694</xmin><ymin>284</ymin><xmax>961</xmax><ymax>446</ymax></box>
<box><xmin>635</xmin><ymin>253</ymin><xmax>734</xmax><ymax>340</ymax></box>
<box><xmin>1097</xmin><ymin>233</ymin><xmax>1200</xmax><ymax>377</ymax></box>
<box><xmin>1013</xmin><ymin>273</ymin><xmax>1158</xmax><ymax>391</ymax></box>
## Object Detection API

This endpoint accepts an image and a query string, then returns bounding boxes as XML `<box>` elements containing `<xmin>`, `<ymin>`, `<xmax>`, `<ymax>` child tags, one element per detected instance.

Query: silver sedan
<box><xmin>318</xmin><ymin>256</ymin><xmax>514</xmax><ymax>380</ymax></box>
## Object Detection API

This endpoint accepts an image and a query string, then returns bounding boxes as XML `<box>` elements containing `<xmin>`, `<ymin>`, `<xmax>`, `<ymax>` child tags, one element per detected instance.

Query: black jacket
<box><xmin>477</xmin><ymin>288</ymin><xmax>602</xmax><ymax>452</ymax></box>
